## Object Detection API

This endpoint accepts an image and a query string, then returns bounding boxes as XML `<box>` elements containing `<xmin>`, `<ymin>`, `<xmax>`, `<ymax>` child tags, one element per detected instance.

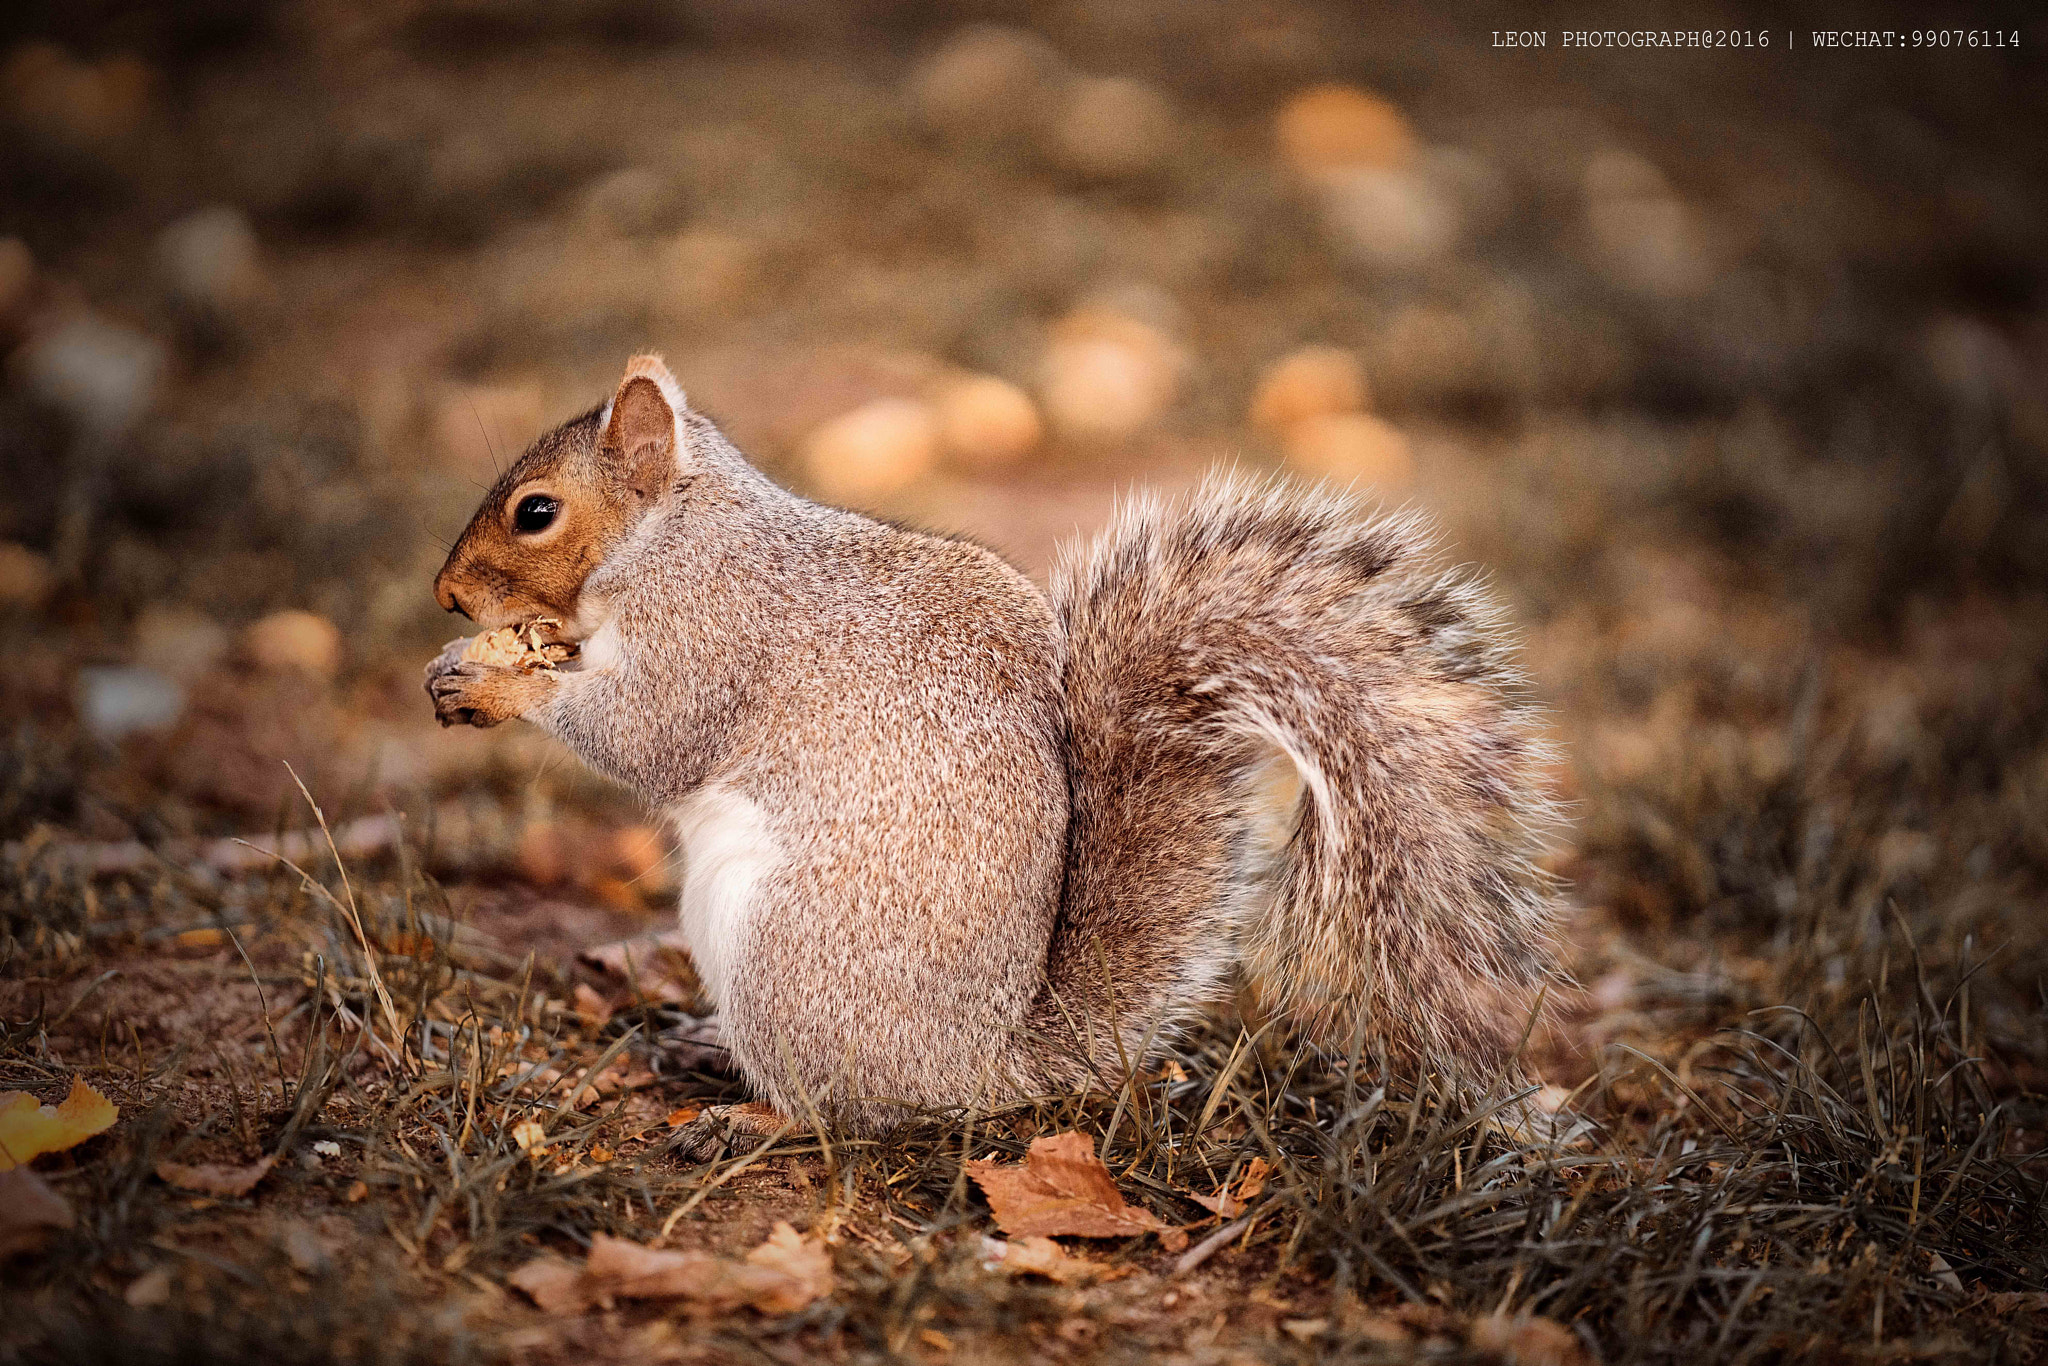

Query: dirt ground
<box><xmin>2</xmin><ymin>2</ymin><xmax>2045</xmax><ymax>1363</ymax></box>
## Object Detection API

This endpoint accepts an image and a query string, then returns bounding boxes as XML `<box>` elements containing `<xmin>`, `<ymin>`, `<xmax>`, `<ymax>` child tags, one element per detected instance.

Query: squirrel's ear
<box><xmin>602</xmin><ymin>354</ymin><xmax>686</xmax><ymax>499</ymax></box>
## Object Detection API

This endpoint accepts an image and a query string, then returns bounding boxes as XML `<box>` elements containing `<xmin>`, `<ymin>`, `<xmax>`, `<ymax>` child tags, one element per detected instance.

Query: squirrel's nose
<box><xmin>435</xmin><ymin>580</ymin><xmax>472</xmax><ymax>620</ymax></box>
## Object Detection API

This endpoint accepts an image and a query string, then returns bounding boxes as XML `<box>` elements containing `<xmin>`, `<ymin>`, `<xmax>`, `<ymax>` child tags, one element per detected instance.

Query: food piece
<box><xmin>461</xmin><ymin>618</ymin><xmax>577</xmax><ymax>672</ymax></box>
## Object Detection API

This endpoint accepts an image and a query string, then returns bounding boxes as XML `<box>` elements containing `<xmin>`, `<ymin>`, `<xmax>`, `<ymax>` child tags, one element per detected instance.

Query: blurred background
<box><xmin>0</xmin><ymin>0</ymin><xmax>2043</xmax><ymax>1059</ymax></box>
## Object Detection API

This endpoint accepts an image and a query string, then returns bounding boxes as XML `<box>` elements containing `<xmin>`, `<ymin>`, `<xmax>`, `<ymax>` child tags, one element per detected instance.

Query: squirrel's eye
<box><xmin>513</xmin><ymin>494</ymin><xmax>560</xmax><ymax>533</ymax></box>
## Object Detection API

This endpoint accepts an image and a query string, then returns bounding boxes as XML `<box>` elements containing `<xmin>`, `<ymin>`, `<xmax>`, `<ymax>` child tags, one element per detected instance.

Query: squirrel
<box><xmin>427</xmin><ymin>354</ymin><xmax>1564</xmax><ymax>1152</ymax></box>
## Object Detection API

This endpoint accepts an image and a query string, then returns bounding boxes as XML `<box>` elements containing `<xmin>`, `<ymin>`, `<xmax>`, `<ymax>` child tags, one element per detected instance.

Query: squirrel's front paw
<box><xmin>425</xmin><ymin>635</ymin><xmax>473</xmax><ymax>682</ymax></box>
<box><xmin>426</xmin><ymin>660</ymin><xmax>550</xmax><ymax>728</ymax></box>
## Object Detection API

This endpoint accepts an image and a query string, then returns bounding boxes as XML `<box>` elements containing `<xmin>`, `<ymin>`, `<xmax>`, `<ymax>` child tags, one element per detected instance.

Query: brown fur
<box><xmin>428</xmin><ymin>355</ymin><xmax>1565</xmax><ymax>1139</ymax></box>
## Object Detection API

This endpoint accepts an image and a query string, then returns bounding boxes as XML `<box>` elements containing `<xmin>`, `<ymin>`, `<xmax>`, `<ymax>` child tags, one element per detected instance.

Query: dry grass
<box><xmin>4</xmin><ymin>690</ymin><xmax>2044</xmax><ymax>1364</ymax></box>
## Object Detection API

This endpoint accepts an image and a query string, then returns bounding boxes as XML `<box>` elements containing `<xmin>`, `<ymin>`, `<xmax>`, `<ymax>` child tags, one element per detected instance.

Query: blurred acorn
<box><xmin>0</xmin><ymin>541</ymin><xmax>53</xmax><ymax>611</ymax></box>
<box><xmin>1312</xmin><ymin>167</ymin><xmax>1461</xmax><ymax>272</ymax></box>
<box><xmin>1</xmin><ymin>43</ymin><xmax>152</xmax><ymax>154</ymax></box>
<box><xmin>133</xmin><ymin>603</ymin><xmax>229</xmax><ymax>682</ymax></box>
<box><xmin>1047</xmin><ymin>75</ymin><xmax>1177</xmax><ymax>181</ymax></box>
<box><xmin>1250</xmin><ymin>346</ymin><xmax>1367</xmax><ymax>434</ymax></box>
<box><xmin>907</xmin><ymin>25</ymin><xmax>1066</xmax><ymax>146</ymax></box>
<box><xmin>1273</xmin><ymin>85</ymin><xmax>1462</xmax><ymax>273</ymax></box>
<box><xmin>11</xmin><ymin>311</ymin><xmax>164</xmax><ymax>438</ymax></box>
<box><xmin>1281</xmin><ymin>412</ymin><xmax>1413</xmax><ymax>491</ymax></box>
<box><xmin>1274</xmin><ymin>84</ymin><xmax>1416</xmax><ymax>174</ymax></box>
<box><xmin>1581</xmin><ymin>150</ymin><xmax>1712</xmax><ymax>300</ymax></box>
<box><xmin>801</xmin><ymin>397</ymin><xmax>941</xmax><ymax>503</ymax></box>
<box><xmin>243</xmin><ymin>609</ymin><xmax>342</xmax><ymax>680</ymax></box>
<box><xmin>155</xmin><ymin>205</ymin><xmax>268</xmax><ymax>319</ymax></box>
<box><xmin>932</xmin><ymin>373</ymin><xmax>1043</xmax><ymax>472</ymax></box>
<box><xmin>1920</xmin><ymin>315</ymin><xmax>2024</xmax><ymax>412</ymax></box>
<box><xmin>77</xmin><ymin>666</ymin><xmax>183</xmax><ymax>742</ymax></box>
<box><xmin>1040</xmin><ymin>307</ymin><xmax>1183</xmax><ymax>441</ymax></box>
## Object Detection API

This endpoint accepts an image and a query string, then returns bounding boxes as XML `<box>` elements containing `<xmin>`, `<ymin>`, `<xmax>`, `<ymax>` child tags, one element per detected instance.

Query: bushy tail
<box><xmin>1031</xmin><ymin>472</ymin><xmax>1563</xmax><ymax>1083</ymax></box>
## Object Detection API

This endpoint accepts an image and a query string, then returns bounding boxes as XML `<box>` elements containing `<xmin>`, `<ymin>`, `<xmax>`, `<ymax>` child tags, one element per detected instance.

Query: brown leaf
<box><xmin>740</xmin><ymin>1222</ymin><xmax>836</xmax><ymax>1313</ymax></box>
<box><xmin>508</xmin><ymin>1223</ymin><xmax>833</xmax><ymax>1316</ymax></box>
<box><xmin>507</xmin><ymin>1256</ymin><xmax>589</xmax><ymax>1313</ymax></box>
<box><xmin>0</xmin><ymin>1167</ymin><xmax>74</xmax><ymax>1257</ymax></box>
<box><xmin>1190</xmin><ymin>1156</ymin><xmax>1271</xmax><ymax>1218</ymax></box>
<box><xmin>378</xmin><ymin>930</ymin><xmax>438</xmax><ymax>960</ymax></box>
<box><xmin>1467</xmin><ymin>1313</ymin><xmax>1589</xmax><ymax>1366</ymax></box>
<box><xmin>571</xmin><ymin>983</ymin><xmax>613</xmax><ymax>1028</ymax></box>
<box><xmin>156</xmin><ymin>1153</ymin><xmax>276</xmax><ymax>1197</ymax></box>
<box><xmin>0</xmin><ymin>1078</ymin><xmax>118</xmax><ymax>1170</ymax></box>
<box><xmin>967</xmin><ymin>1131</ymin><xmax>1187</xmax><ymax>1250</ymax></box>
<box><xmin>981</xmin><ymin>1235</ymin><xmax>1107</xmax><ymax>1284</ymax></box>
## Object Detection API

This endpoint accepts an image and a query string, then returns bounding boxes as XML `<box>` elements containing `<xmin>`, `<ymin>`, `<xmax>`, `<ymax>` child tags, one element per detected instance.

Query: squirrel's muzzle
<box><xmin>436</xmin><ymin>582</ymin><xmax>471</xmax><ymax>619</ymax></box>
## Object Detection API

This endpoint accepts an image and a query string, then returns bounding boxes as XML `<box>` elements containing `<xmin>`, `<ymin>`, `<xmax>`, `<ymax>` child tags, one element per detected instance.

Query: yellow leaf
<box><xmin>0</xmin><ymin>1078</ymin><xmax>118</xmax><ymax>1170</ymax></box>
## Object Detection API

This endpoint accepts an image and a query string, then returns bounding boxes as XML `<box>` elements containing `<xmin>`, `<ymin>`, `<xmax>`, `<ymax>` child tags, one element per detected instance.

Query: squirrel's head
<box><xmin>433</xmin><ymin>354</ymin><xmax>686</xmax><ymax>631</ymax></box>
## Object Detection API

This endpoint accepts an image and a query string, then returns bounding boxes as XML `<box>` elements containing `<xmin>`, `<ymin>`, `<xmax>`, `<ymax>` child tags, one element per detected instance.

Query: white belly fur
<box><xmin>669</xmin><ymin>785</ymin><xmax>779</xmax><ymax>1007</ymax></box>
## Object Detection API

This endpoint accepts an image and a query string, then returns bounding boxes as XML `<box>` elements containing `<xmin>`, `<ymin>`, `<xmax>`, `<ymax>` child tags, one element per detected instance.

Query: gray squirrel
<box><xmin>427</xmin><ymin>354</ymin><xmax>1564</xmax><ymax>1152</ymax></box>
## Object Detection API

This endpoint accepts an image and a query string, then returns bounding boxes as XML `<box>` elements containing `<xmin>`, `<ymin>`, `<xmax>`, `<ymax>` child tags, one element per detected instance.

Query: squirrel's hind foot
<box><xmin>668</xmin><ymin>1100</ymin><xmax>789</xmax><ymax>1162</ymax></box>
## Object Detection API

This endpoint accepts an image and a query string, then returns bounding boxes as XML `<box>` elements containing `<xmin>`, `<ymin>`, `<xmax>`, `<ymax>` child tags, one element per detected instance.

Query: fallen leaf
<box><xmin>980</xmin><ymin>1234</ymin><xmax>1106</xmax><ymax>1284</ymax></box>
<box><xmin>512</xmin><ymin>1120</ymin><xmax>548</xmax><ymax>1155</ymax></box>
<box><xmin>741</xmin><ymin>1222</ymin><xmax>836</xmax><ymax>1313</ymax></box>
<box><xmin>0</xmin><ymin>1079</ymin><xmax>118</xmax><ymax>1171</ymax></box>
<box><xmin>345</xmin><ymin>1180</ymin><xmax>368</xmax><ymax>1202</ymax></box>
<box><xmin>507</xmin><ymin>1255</ymin><xmax>588</xmax><ymax>1313</ymax></box>
<box><xmin>572</xmin><ymin>983</ymin><xmax>613</xmax><ymax>1028</ymax></box>
<box><xmin>378</xmin><ymin>931</ymin><xmax>438</xmax><ymax>960</ymax></box>
<box><xmin>967</xmin><ymin>1131</ymin><xmax>1187</xmax><ymax>1250</ymax></box>
<box><xmin>508</xmin><ymin>1223</ymin><xmax>834</xmax><ymax>1316</ymax></box>
<box><xmin>156</xmin><ymin>1153</ymin><xmax>276</xmax><ymax>1198</ymax></box>
<box><xmin>1468</xmin><ymin>1312</ymin><xmax>1589</xmax><ymax>1366</ymax></box>
<box><xmin>0</xmin><ymin>1167</ymin><xmax>74</xmax><ymax>1256</ymax></box>
<box><xmin>1191</xmin><ymin>1156</ymin><xmax>1271</xmax><ymax>1218</ymax></box>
